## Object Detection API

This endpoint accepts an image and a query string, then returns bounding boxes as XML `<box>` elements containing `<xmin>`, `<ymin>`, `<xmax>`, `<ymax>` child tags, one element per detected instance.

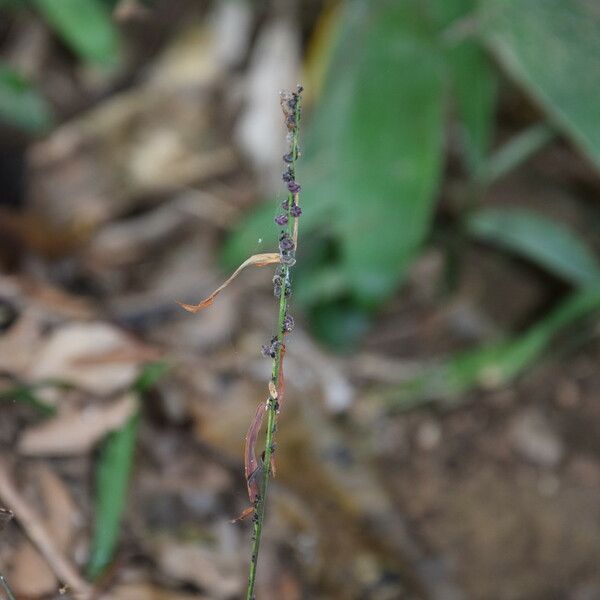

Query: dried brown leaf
<box><xmin>106</xmin><ymin>582</ymin><xmax>208</xmax><ymax>600</ymax></box>
<box><xmin>156</xmin><ymin>541</ymin><xmax>242</xmax><ymax>599</ymax></box>
<box><xmin>30</xmin><ymin>322</ymin><xmax>146</xmax><ymax>398</ymax></box>
<box><xmin>244</xmin><ymin>402</ymin><xmax>266</xmax><ymax>503</ymax></box>
<box><xmin>0</xmin><ymin>460</ymin><xmax>91</xmax><ymax>599</ymax></box>
<box><xmin>19</xmin><ymin>393</ymin><xmax>138</xmax><ymax>456</ymax></box>
<box><xmin>177</xmin><ymin>252</ymin><xmax>280</xmax><ymax>313</ymax></box>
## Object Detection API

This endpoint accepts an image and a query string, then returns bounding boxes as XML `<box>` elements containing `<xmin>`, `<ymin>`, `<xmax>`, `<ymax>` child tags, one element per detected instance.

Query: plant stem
<box><xmin>246</xmin><ymin>88</ymin><xmax>302</xmax><ymax>600</ymax></box>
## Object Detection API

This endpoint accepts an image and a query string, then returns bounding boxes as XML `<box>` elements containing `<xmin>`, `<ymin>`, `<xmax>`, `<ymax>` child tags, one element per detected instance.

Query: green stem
<box><xmin>246</xmin><ymin>91</ymin><xmax>302</xmax><ymax>600</ymax></box>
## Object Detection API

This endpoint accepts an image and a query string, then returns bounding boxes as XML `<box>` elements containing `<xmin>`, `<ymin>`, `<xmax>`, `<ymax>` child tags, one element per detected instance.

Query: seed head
<box><xmin>290</xmin><ymin>205</ymin><xmax>302</xmax><ymax>217</ymax></box>
<box><xmin>274</xmin><ymin>214</ymin><xmax>288</xmax><ymax>226</ymax></box>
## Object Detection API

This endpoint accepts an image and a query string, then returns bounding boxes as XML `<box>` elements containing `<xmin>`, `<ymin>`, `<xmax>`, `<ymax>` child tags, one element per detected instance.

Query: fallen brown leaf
<box><xmin>30</xmin><ymin>322</ymin><xmax>145</xmax><ymax>398</ymax></box>
<box><xmin>0</xmin><ymin>460</ymin><xmax>91</xmax><ymax>599</ymax></box>
<box><xmin>105</xmin><ymin>582</ymin><xmax>208</xmax><ymax>600</ymax></box>
<box><xmin>19</xmin><ymin>393</ymin><xmax>138</xmax><ymax>456</ymax></box>
<box><xmin>155</xmin><ymin>540</ymin><xmax>242</xmax><ymax>599</ymax></box>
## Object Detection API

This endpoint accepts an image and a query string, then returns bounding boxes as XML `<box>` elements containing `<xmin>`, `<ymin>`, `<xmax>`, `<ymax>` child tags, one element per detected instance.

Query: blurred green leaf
<box><xmin>449</xmin><ymin>40</ymin><xmax>497</xmax><ymax>174</ymax></box>
<box><xmin>133</xmin><ymin>360</ymin><xmax>169</xmax><ymax>393</ymax></box>
<box><xmin>0</xmin><ymin>382</ymin><xmax>56</xmax><ymax>416</ymax></box>
<box><xmin>475</xmin><ymin>122</ymin><xmax>555</xmax><ymax>185</ymax></box>
<box><xmin>0</xmin><ymin>64</ymin><xmax>52</xmax><ymax>132</ymax></box>
<box><xmin>33</xmin><ymin>0</ymin><xmax>119</xmax><ymax>65</ymax></box>
<box><xmin>482</xmin><ymin>0</ymin><xmax>600</xmax><ymax>168</ymax></box>
<box><xmin>384</xmin><ymin>283</ymin><xmax>600</xmax><ymax>410</ymax></box>
<box><xmin>87</xmin><ymin>362</ymin><xmax>167</xmax><ymax>579</ymax></box>
<box><xmin>224</xmin><ymin>0</ymin><xmax>444</xmax><ymax>311</ymax></box>
<box><xmin>436</xmin><ymin>0</ymin><xmax>497</xmax><ymax>174</ymax></box>
<box><xmin>466</xmin><ymin>207</ymin><xmax>600</xmax><ymax>286</ymax></box>
<box><xmin>87</xmin><ymin>412</ymin><xmax>139</xmax><ymax>579</ymax></box>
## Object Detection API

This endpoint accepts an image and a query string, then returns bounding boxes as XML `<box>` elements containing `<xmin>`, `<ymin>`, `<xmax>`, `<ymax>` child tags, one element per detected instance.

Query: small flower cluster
<box><xmin>283</xmin><ymin>314</ymin><xmax>295</xmax><ymax>333</ymax></box>
<box><xmin>261</xmin><ymin>336</ymin><xmax>281</xmax><ymax>359</ymax></box>
<box><xmin>274</xmin><ymin>85</ymin><xmax>303</xmax><ymax>231</ymax></box>
<box><xmin>272</xmin><ymin>265</ymin><xmax>291</xmax><ymax>298</ymax></box>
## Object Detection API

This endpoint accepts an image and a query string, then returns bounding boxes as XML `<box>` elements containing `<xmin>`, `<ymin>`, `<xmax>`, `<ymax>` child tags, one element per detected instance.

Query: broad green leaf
<box><xmin>33</xmin><ymin>0</ymin><xmax>119</xmax><ymax>65</ymax></box>
<box><xmin>0</xmin><ymin>65</ymin><xmax>52</xmax><ymax>132</ymax></box>
<box><xmin>482</xmin><ymin>0</ymin><xmax>600</xmax><ymax>168</ymax></box>
<box><xmin>466</xmin><ymin>207</ymin><xmax>600</xmax><ymax>286</ymax></box>
<box><xmin>87</xmin><ymin>412</ymin><xmax>139</xmax><ymax>579</ymax></box>
<box><xmin>383</xmin><ymin>284</ymin><xmax>600</xmax><ymax>410</ymax></box>
<box><xmin>224</xmin><ymin>0</ymin><xmax>445</xmax><ymax>310</ymax></box>
<box><xmin>87</xmin><ymin>363</ymin><xmax>167</xmax><ymax>579</ymax></box>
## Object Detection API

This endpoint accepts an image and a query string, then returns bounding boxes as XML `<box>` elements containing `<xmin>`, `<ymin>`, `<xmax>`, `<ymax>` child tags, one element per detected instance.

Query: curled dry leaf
<box><xmin>10</xmin><ymin>465</ymin><xmax>79</xmax><ymax>597</ymax></box>
<box><xmin>30</xmin><ymin>322</ymin><xmax>149</xmax><ymax>398</ymax></box>
<box><xmin>177</xmin><ymin>252</ymin><xmax>280</xmax><ymax>313</ymax></box>
<box><xmin>245</xmin><ymin>402</ymin><xmax>266</xmax><ymax>503</ymax></box>
<box><xmin>19</xmin><ymin>393</ymin><xmax>139</xmax><ymax>456</ymax></box>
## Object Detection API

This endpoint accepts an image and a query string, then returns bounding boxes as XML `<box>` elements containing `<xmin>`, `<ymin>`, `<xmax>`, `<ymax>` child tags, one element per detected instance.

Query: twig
<box><xmin>0</xmin><ymin>573</ymin><xmax>16</xmax><ymax>600</ymax></box>
<box><xmin>0</xmin><ymin>461</ymin><xmax>92</xmax><ymax>599</ymax></box>
<box><xmin>245</xmin><ymin>85</ymin><xmax>304</xmax><ymax>600</ymax></box>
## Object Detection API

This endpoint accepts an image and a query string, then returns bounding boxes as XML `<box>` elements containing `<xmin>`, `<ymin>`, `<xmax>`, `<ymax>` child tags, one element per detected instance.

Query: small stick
<box><xmin>0</xmin><ymin>461</ymin><xmax>92</xmax><ymax>599</ymax></box>
<box><xmin>0</xmin><ymin>573</ymin><xmax>16</xmax><ymax>600</ymax></box>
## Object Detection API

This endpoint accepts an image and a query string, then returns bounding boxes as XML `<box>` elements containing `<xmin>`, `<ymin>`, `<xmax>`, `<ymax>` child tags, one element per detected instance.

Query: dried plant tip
<box><xmin>231</xmin><ymin>506</ymin><xmax>255</xmax><ymax>524</ymax></box>
<box><xmin>177</xmin><ymin>252</ymin><xmax>280</xmax><ymax>313</ymax></box>
<box><xmin>290</xmin><ymin>205</ymin><xmax>302</xmax><ymax>217</ymax></box>
<box><xmin>274</xmin><ymin>214</ymin><xmax>288</xmax><ymax>226</ymax></box>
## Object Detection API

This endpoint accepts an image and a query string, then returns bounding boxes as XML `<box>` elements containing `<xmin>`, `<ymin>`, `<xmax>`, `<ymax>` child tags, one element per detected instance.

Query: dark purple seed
<box><xmin>281</xmin><ymin>198</ymin><xmax>290</xmax><ymax>210</ymax></box>
<box><xmin>287</xmin><ymin>181</ymin><xmax>301</xmax><ymax>194</ymax></box>
<box><xmin>279</xmin><ymin>252</ymin><xmax>296</xmax><ymax>267</ymax></box>
<box><xmin>279</xmin><ymin>237</ymin><xmax>294</xmax><ymax>252</ymax></box>
<box><xmin>283</xmin><ymin>314</ymin><xmax>295</xmax><ymax>333</ymax></box>
<box><xmin>290</xmin><ymin>205</ymin><xmax>302</xmax><ymax>217</ymax></box>
<box><xmin>275</xmin><ymin>214</ymin><xmax>288</xmax><ymax>226</ymax></box>
<box><xmin>283</xmin><ymin>153</ymin><xmax>293</xmax><ymax>163</ymax></box>
<box><xmin>261</xmin><ymin>337</ymin><xmax>280</xmax><ymax>358</ymax></box>
<box><xmin>282</xmin><ymin>168</ymin><xmax>294</xmax><ymax>183</ymax></box>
